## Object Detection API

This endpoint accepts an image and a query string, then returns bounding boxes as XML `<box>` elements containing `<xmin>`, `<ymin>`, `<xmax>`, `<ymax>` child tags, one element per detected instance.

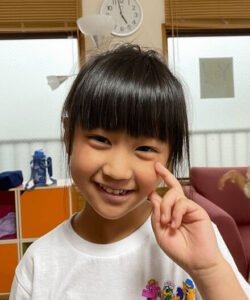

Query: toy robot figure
<box><xmin>25</xmin><ymin>150</ymin><xmax>57</xmax><ymax>190</ymax></box>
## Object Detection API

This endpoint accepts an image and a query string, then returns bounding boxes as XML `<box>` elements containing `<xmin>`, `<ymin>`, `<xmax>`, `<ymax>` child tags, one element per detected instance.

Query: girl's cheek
<box><xmin>144</xmin><ymin>160</ymin><xmax>166</xmax><ymax>190</ymax></box>
<box><xmin>146</xmin><ymin>168</ymin><xmax>161</xmax><ymax>188</ymax></box>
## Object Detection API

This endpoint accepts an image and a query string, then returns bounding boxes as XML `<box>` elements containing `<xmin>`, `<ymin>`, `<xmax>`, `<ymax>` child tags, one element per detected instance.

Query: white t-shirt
<box><xmin>10</xmin><ymin>216</ymin><xmax>250</xmax><ymax>299</ymax></box>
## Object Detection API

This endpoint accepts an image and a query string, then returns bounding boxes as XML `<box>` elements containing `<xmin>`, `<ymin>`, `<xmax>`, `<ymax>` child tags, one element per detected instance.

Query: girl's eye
<box><xmin>88</xmin><ymin>135</ymin><xmax>111</xmax><ymax>145</ymax></box>
<box><xmin>136</xmin><ymin>146</ymin><xmax>157</xmax><ymax>153</ymax></box>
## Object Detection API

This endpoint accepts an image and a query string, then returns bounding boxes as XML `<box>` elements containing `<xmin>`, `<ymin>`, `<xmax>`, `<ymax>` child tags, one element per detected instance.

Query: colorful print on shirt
<box><xmin>141</xmin><ymin>278</ymin><xmax>195</xmax><ymax>300</ymax></box>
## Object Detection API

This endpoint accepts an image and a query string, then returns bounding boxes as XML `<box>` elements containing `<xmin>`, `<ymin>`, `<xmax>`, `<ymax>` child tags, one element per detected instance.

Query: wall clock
<box><xmin>100</xmin><ymin>0</ymin><xmax>143</xmax><ymax>37</ymax></box>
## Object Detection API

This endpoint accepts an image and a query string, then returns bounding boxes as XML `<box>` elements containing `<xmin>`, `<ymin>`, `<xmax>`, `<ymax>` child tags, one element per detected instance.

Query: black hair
<box><xmin>62</xmin><ymin>43</ymin><xmax>189</xmax><ymax>176</ymax></box>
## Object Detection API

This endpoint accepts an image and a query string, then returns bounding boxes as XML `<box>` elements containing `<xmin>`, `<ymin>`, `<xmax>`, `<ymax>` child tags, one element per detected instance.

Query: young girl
<box><xmin>10</xmin><ymin>44</ymin><xmax>250</xmax><ymax>299</ymax></box>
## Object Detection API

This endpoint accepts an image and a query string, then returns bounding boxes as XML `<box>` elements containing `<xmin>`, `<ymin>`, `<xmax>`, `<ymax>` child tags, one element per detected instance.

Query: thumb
<box><xmin>148</xmin><ymin>191</ymin><xmax>162</xmax><ymax>232</ymax></box>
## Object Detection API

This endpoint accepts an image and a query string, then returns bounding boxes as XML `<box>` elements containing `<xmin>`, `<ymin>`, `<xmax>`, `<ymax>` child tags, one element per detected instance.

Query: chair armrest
<box><xmin>184</xmin><ymin>186</ymin><xmax>249</xmax><ymax>280</ymax></box>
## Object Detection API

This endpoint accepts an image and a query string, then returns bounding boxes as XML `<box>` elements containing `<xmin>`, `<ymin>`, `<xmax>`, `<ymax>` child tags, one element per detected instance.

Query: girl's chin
<box><xmin>91</xmin><ymin>200</ymin><xmax>152</xmax><ymax>222</ymax></box>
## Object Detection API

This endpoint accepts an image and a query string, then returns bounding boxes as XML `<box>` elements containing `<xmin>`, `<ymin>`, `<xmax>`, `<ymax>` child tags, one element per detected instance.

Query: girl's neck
<box><xmin>71</xmin><ymin>201</ymin><xmax>152</xmax><ymax>244</ymax></box>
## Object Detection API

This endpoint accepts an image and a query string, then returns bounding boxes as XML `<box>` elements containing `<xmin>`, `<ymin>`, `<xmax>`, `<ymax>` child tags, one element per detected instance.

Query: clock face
<box><xmin>100</xmin><ymin>0</ymin><xmax>143</xmax><ymax>37</ymax></box>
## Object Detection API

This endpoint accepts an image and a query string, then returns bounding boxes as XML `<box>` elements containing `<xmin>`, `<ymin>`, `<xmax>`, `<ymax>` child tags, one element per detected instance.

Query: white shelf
<box><xmin>0</xmin><ymin>239</ymin><xmax>18</xmax><ymax>245</ymax></box>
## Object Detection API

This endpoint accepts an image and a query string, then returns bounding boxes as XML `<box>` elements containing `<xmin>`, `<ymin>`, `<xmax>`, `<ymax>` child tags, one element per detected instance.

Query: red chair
<box><xmin>185</xmin><ymin>167</ymin><xmax>250</xmax><ymax>280</ymax></box>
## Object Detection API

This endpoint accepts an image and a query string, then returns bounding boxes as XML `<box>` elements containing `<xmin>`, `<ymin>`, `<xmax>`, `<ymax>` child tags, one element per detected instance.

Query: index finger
<box><xmin>155</xmin><ymin>162</ymin><xmax>182</xmax><ymax>190</ymax></box>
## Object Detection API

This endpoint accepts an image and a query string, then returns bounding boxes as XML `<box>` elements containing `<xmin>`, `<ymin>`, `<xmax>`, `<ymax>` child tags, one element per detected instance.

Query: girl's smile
<box><xmin>68</xmin><ymin>127</ymin><xmax>169</xmax><ymax>241</ymax></box>
<box><xmin>97</xmin><ymin>182</ymin><xmax>134</xmax><ymax>197</ymax></box>
<box><xmin>95</xmin><ymin>184</ymin><xmax>133</xmax><ymax>206</ymax></box>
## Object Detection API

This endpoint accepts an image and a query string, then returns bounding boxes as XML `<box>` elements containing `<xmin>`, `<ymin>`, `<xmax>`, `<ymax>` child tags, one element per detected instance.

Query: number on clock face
<box><xmin>100</xmin><ymin>0</ymin><xmax>143</xmax><ymax>36</ymax></box>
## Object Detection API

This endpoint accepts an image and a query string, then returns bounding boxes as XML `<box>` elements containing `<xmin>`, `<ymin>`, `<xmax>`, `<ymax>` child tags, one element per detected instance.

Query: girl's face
<box><xmin>69</xmin><ymin>128</ymin><xmax>170</xmax><ymax>220</ymax></box>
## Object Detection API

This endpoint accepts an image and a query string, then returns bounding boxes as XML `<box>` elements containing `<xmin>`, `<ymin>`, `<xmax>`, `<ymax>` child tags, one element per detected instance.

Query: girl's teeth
<box><xmin>100</xmin><ymin>184</ymin><xmax>127</xmax><ymax>195</ymax></box>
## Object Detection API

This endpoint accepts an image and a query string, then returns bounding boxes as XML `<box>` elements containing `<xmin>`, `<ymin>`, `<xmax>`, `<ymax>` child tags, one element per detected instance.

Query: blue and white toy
<box><xmin>25</xmin><ymin>150</ymin><xmax>57</xmax><ymax>190</ymax></box>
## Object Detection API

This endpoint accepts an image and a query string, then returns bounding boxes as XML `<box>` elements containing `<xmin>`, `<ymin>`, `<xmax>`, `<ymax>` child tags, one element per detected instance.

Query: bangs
<box><xmin>77</xmin><ymin>78</ymin><xmax>168</xmax><ymax>140</ymax></box>
<box><xmin>71</xmin><ymin>50</ymin><xmax>182</xmax><ymax>142</ymax></box>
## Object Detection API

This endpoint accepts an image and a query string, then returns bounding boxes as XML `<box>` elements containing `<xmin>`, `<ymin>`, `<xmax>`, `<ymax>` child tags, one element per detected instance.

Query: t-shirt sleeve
<box><xmin>9</xmin><ymin>246</ymin><xmax>34</xmax><ymax>300</ymax></box>
<box><xmin>9</xmin><ymin>275</ymin><xmax>31</xmax><ymax>300</ymax></box>
<box><xmin>213</xmin><ymin>223</ymin><xmax>250</xmax><ymax>298</ymax></box>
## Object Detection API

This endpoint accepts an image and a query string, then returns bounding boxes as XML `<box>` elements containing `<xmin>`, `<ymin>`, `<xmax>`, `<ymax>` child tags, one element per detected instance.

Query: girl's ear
<box><xmin>63</xmin><ymin>117</ymin><xmax>70</xmax><ymax>154</ymax></box>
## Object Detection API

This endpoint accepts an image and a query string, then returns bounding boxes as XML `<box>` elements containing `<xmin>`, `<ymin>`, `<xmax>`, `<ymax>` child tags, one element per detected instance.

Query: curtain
<box><xmin>165</xmin><ymin>0</ymin><xmax>250</xmax><ymax>29</ymax></box>
<box><xmin>0</xmin><ymin>0</ymin><xmax>82</xmax><ymax>33</ymax></box>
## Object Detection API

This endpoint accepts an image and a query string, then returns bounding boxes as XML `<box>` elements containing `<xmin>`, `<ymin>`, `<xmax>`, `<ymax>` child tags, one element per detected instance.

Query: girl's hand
<box><xmin>149</xmin><ymin>162</ymin><xmax>223</xmax><ymax>277</ymax></box>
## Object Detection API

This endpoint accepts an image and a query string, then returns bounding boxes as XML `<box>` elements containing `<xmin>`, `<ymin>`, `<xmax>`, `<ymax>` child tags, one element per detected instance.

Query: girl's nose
<box><xmin>102</xmin><ymin>155</ymin><xmax>133</xmax><ymax>181</ymax></box>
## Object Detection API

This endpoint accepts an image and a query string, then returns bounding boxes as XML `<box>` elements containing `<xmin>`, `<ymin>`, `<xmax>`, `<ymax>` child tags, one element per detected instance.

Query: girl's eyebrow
<box><xmin>135</xmin><ymin>137</ymin><xmax>166</xmax><ymax>145</ymax></box>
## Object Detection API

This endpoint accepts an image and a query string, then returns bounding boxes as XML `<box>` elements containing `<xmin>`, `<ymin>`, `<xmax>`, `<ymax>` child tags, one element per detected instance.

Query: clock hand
<box><xmin>117</xmin><ymin>0</ymin><xmax>128</xmax><ymax>24</ymax></box>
